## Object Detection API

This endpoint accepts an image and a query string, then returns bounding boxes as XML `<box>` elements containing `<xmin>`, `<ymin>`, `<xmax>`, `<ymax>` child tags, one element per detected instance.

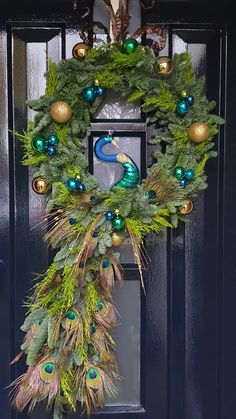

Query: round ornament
<box><xmin>76</xmin><ymin>182</ymin><xmax>86</xmax><ymax>192</ymax></box>
<box><xmin>32</xmin><ymin>176</ymin><xmax>51</xmax><ymax>194</ymax></box>
<box><xmin>188</xmin><ymin>122</ymin><xmax>210</xmax><ymax>143</ymax></box>
<box><xmin>112</xmin><ymin>215</ymin><xmax>125</xmax><ymax>230</ymax></box>
<box><xmin>50</xmin><ymin>101</ymin><xmax>72</xmax><ymax>123</ymax></box>
<box><xmin>66</xmin><ymin>178</ymin><xmax>77</xmax><ymax>191</ymax></box>
<box><xmin>178</xmin><ymin>199</ymin><xmax>194</xmax><ymax>215</ymax></box>
<box><xmin>72</xmin><ymin>42</ymin><xmax>91</xmax><ymax>60</ymax></box>
<box><xmin>48</xmin><ymin>135</ymin><xmax>59</xmax><ymax>146</ymax></box>
<box><xmin>83</xmin><ymin>87</ymin><xmax>96</xmax><ymax>102</ymax></box>
<box><xmin>173</xmin><ymin>166</ymin><xmax>185</xmax><ymax>180</ymax></box>
<box><xmin>32</xmin><ymin>136</ymin><xmax>48</xmax><ymax>153</ymax></box>
<box><xmin>105</xmin><ymin>211</ymin><xmax>114</xmax><ymax>221</ymax></box>
<box><xmin>187</xmin><ymin>95</ymin><xmax>194</xmax><ymax>106</ymax></box>
<box><xmin>156</xmin><ymin>56</ymin><xmax>173</xmax><ymax>75</ymax></box>
<box><xmin>181</xmin><ymin>90</ymin><xmax>188</xmax><ymax>98</ymax></box>
<box><xmin>95</xmin><ymin>86</ymin><xmax>105</xmax><ymax>96</ymax></box>
<box><xmin>185</xmin><ymin>169</ymin><xmax>195</xmax><ymax>181</ymax></box>
<box><xmin>47</xmin><ymin>145</ymin><xmax>57</xmax><ymax>156</ymax></box>
<box><xmin>123</xmin><ymin>38</ymin><xmax>139</xmax><ymax>53</ymax></box>
<box><xmin>176</xmin><ymin>100</ymin><xmax>189</xmax><ymax>116</ymax></box>
<box><xmin>112</xmin><ymin>232</ymin><xmax>125</xmax><ymax>247</ymax></box>
<box><xmin>179</xmin><ymin>178</ymin><xmax>188</xmax><ymax>187</ymax></box>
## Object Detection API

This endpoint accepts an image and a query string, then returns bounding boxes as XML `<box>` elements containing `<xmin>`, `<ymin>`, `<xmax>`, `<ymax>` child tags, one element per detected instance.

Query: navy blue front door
<box><xmin>0</xmin><ymin>3</ymin><xmax>235</xmax><ymax>419</ymax></box>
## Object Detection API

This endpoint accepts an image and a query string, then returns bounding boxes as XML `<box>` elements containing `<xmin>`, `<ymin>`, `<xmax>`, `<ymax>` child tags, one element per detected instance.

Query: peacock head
<box><xmin>100</xmin><ymin>135</ymin><xmax>119</xmax><ymax>149</ymax></box>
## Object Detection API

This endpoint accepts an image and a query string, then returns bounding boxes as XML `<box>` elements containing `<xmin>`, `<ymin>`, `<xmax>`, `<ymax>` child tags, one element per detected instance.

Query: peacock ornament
<box><xmin>94</xmin><ymin>130</ymin><xmax>140</xmax><ymax>190</ymax></box>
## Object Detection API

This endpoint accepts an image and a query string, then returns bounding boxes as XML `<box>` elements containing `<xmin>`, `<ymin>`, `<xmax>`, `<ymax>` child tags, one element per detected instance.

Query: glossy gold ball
<box><xmin>112</xmin><ymin>232</ymin><xmax>125</xmax><ymax>247</ymax></box>
<box><xmin>188</xmin><ymin>122</ymin><xmax>210</xmax><ymax>144</ymax></box>
<box><xmin>156</xmin><ymin>56</ymin><xmax>173</xmax><ymax>75</ymax></box>
<box><xmin>181</xmin><ymin>90</ymin><xmax>188</xmax><ymax>98</ymax></box>
<box><xmin>50</xmin><ymin>101</ymin><xmax>72</xmax><ymax>123</ymax></box>
<box><xmin>32</xmin><ymin>176</ymin><xmax>51</xmax><ymax>194</ymax></box>
<box><xmin>72</xmin><ymin>42</ymin><xmax>91</xmax><ymax>60</ymax></box>
<box><xmin>178</xmin><ymin>200</ymin><xmax>194</xmax><ymax>215</ymax></box>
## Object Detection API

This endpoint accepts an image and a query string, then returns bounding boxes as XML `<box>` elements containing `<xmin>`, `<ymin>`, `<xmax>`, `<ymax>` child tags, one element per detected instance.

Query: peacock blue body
<box><xmin>94</xmin><ymin>135</ymin><xmax>140</xmax><ymax>190</ymax></box>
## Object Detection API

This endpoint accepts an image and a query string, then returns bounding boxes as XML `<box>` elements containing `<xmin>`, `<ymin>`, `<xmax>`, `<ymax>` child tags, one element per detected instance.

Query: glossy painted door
<box><xmin>0</xmin><ymin>3</ymin><xmax>235</xmax><ymax>419</ymax></box>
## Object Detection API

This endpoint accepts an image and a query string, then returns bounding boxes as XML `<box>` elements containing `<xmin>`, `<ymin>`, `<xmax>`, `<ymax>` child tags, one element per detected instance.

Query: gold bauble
<box><xmin>50</xmin><ymin>101</ymin><xmax>72</xmax><ymax>123</ymax></box>
<box><xmin>32</xmin><ymin>176</ymin><xmax>51</xmax><ymax>194</ymax></box>
<box><xmin>188</xmin><ymin>122</ymin><xmax>210</xmax><ymax>144</ymax></box>
<box><xmin>178</xmin><ymin>200</ymin><xmax>194</xmax><ymax>215</ymax></box>
<box><xmin>112</xmin><ymin>232</ymin><xmax>125</xmax><ymax>247</ymax></box>
<box><xmin>181</xmin><ymin>90</ymin><xmax>188</xmax><ymax>98</ymax></box>
<box><xmin>156</xmin><ymin>56</ymin><xmax>173</xmax><ymax>75</ymax></box>
<box><xmin>72</xmin><ymin>42</ymin><xmax>91</xmax><ymax>60</ymax></box>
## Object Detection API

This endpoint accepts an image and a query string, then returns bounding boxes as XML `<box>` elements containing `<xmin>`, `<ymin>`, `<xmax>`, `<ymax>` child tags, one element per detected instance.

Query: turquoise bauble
<box><xmin>112</xmin><ymin>215</ymin><xmax>125</xmax><ymax>230</ymax></box>
<box><xmin>32</xmin><ymin>136</ymin><xmax>47</xmax><ymax>153</ymax></box>
<box><xmin>185</xmin><ymin>169</ymin><xmax>195</xmax><ymax>180</ymax></box>
<box><xmin>176</xmin><ymin>100</ymin><xmax>189</xmax><ymax>116</ymax></box>
<box><xmin>173</xmin><ymin>166</ymin><xmax>185</xmax><ymax>180</ymax></box>
<box><xmin>83</xmin><ymin>87</ymin><xmax>96</xmax><ymax>102</ymax></box>
<box><xmin>48</xmin><ymin>134</ymin><xmax>59</xmax><ymax>146</ymax></box>
<box><xmin>66</xmin><ymin>178</ymin><xmax>77</xmax><ymax>191</ymax></box>
<box><xmin>123</xmin><ymin>38</ymin><xmax>139</xmax><ymax>54</ymax></box>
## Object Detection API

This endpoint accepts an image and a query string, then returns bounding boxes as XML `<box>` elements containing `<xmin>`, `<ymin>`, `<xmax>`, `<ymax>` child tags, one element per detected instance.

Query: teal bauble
<box><xmin>32</xmin><ymin>136</ymin><xmax>47</xmax><ymax>153</ymax></box>
<box><xmin>66</xmin><ymin>178</ymin><xmax>77</xmax><ymax>191</ymax></box>
<box><xmin>112</xmin><ymin>215</ymin><xmax>125</xmax><ymax>230</ymax></box>
<box><xmin>123</xmin><ymin>38</ymin><xmax>139</xmax><ymax>54</ymax></box>
<box><xmin>173</xmin><ymin>166</ymin><xmax>185</xmax><ymax>180</ymax></box>
<box><xmin>185</xmin><ymin>168</ymin><xmax>195</xmax><ymax>180</ymax></box>
<box><xmin>176</xmin><ymin>100</ymin><xmax>189</xmax><ymax>116</ymax></box>
<box><xmin>83</xmin><ymin>87</ymin><xmax>96</xmax><ymax>102</ymax></box>
<box><xmin>48</xmin><ymin>134</ymin><xmax>59</xmax><ymax>146</ymax></box>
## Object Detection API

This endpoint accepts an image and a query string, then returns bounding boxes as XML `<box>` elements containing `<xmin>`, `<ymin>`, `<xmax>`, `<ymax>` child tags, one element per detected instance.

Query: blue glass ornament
<box><xmin>69</xmin><ymin>218</ymin><xmax>76</xmax><ymax>225</ymax></box>
<box><xmin>83</xmin><ymin>87</ymin><xmax>96</xmax><ymax>102</ymax></box>
<box><xmin>179</xmin><ymin>178</ymin><xmax>188</xmax><ymax>187</ymax></box>
<box><xmin>105</xmin><ymin>211</ymin><xmax>114</xmax><ymax>221</ymax></box>
<box><xmin>66</xmin><ymin>178</ymin><xmax>77</xmax><ymax>191</ymax></box>
<box><xmin>76</xmin><ymin>181</ymin><xmax>86</xmax><ymax>192</ymax></box>
<box><xmin>48</xmin><ymin>134</ymin><xmax>59</xmax><ymax>146</ymax></box>
<box><xmin>187</xmin><ymin>95</ymin><xmax>194</xmax><ymax>106</ymax></box>
<box><xmin>92</xmin><ymin>231</ymin><xmax>99</xmax><ymax>238</ymax></box>
<box><xmin>173</xmin><ymin>166</ymin><xmax>185</xmax><ymax>180</ymax></box>
<box><xmin>47</xmin><ymin>144</ymin><xmax>57</xmax><ymax>156</ymax></box>
<box><xmin>176</xmin><ymin>100</ymin><xmax>189</xmax><ymax>116</ymax></box>
<box><xmin>95</xmin><ymin>86</ymin><xmax>105</xmax><ymax>96</ymax></box>
<box><xmin>185</xmin><ymin>169</ymin><xmax>195</xmax><ymax>181</ymax></box>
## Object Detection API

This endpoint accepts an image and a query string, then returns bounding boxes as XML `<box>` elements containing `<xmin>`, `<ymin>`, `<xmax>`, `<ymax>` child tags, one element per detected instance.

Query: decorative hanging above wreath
<box><xmin>10</xmin><ymin>3</ymin><xmax>224</xmax><ymax>418</ymax></box>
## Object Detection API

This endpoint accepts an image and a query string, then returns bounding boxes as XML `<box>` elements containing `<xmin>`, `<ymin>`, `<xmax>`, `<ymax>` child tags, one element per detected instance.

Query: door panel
<box><xmin>0</xmin><ymin>8</ymin><xmax>233</xmax><ymax>419</ymax></box>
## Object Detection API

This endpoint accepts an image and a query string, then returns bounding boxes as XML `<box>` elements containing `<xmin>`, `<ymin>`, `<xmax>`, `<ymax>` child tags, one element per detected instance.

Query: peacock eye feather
<box><xmin>101</xmin><ymin>258</ymin><xmax>111</xmax><ymax>269</ymax></box>
<box><xmin>40</xmin><ymin>361</ymin><xmax>56</xmax><ymax>383</ymax></box>
<box><xmin>86</xmin><ymin>368</ymin><xmax>102</xmax><ymax>389</ymax></box>
<box><xmin>64</xmin><ymin>308</ymin><xmax>80</xmax><ymax>330</ymax></box>
<box><xmin>87</xmin><ymin>369</ymin><xmax>98</xmax><ymax>380</ymax></box>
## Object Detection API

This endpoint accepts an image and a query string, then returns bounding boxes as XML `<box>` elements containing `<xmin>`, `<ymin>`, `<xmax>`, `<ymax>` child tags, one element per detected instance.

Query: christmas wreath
<box><xmin>10</xmin><ymin>31</ymin><xmax>224</xmax><ymax>419</ymax></box>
